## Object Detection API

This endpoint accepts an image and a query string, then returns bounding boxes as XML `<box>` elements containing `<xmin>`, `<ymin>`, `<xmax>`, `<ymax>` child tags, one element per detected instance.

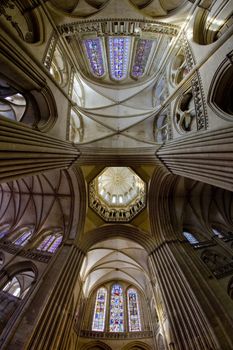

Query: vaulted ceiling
<box><xmin>80</xmin><ymin>238</ymin><xmax>150</xmax><ymax>296</ymax></box>
<box><xmin>48</xmin><ymin>0</ymin><xmax>191</xmax><ymax>149</ymax></box>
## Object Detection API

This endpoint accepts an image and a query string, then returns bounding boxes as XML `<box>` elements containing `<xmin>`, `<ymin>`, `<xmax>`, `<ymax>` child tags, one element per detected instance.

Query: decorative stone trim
<box><xmin>58</xmin><ymin>19</ymin><xmax>179</xmax><ymax>38</ymax></box>
<box><xmin>192</xmin><ymin>240</ymin><xmax>216</xmax><ymax>249</ymax></box>
<box><xmin>89</xmin><ymin>168</ymin><xmax>146</xmax><ymax>222</ymax></box>
<box><xmin>20</xmin><ymin>250</ymin><xmax>52</xmax><ymax>263</ymax></box>
<box><xmin>79</xmin><ymin>330</ymin><xmax>153</xmax><ymax>339</ymax></box>
<box><xmin>0</xmin><ymin>241</ymin><xmax>19</xmax><ymax>255</ymax></box>
<box><xmin>0</xmin><ymin>242</ymin><xmax>52</xmax><ymax>263</ymax></box>
<box><xmin>43</xmin><ymin>32</ymin><xmax>58</xmax><ymax>70</ymax></box>
<box><xmin>191</xmin><ymin>72</ymin><xmax>208</xmax><ymax>130</ymax></box>
<box><xmin>181</xmin><ymin>33</ymin><xmax>196</xmax><ymax>69</ymax></box>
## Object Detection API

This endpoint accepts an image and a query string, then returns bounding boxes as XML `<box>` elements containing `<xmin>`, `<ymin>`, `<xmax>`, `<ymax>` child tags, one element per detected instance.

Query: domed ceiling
<box><xmin>89</xmin><ymin>167</ymin><xmax>146</xmax><ymax>222</ymax></box>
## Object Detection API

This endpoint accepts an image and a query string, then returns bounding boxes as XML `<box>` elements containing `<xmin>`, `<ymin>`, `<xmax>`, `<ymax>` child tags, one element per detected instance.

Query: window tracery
<box><xmin>92</xmin><ymin>284</ymin><xmax>142</xmax><ymax>333</ymax></box>
<box><xmin>169</xmin><ymin>48</ymin><xmax>189</xmax><ymax>87</ymax></box>
<box><xmin>110</xmin><ymin>284</ymin><xmax>124</xmax><ymax>332</ymax></box>
<box><xmin>127</xmin><ymin>288</ymin><xmax>141</xmax><ymax>332</ymax></box>
<box><xmin>37</xmin><ymin>233</ymin><xmax>63</xmax><ymax>253</ymax></box>
<box><xmin>183</xmin><ymin>231</ymin><xmax>199</xmax><ymax>245</ymax></box>
<box><xmin>131</xmin><ymin>39</ymin><xmax>153</xmax><ymax>78</ymax></box>
<box><xmin>49</xmin><ymin>45</ymin><xmax>69</xmax><ymax>87</ymax></box>
<box><xmin>92</xmin><ymin>287</ymin><xmax>107</xmax><ymax>331</ymax></box>
<box><xmin>84</xmin><ymin>39</ymin><xmax>105</xmax><ymax>78</ymax></box>
<box><xmin>108</xmin><ymin>37</ymin><xmax>130</xmax><ymax>81</ymax></box>
<box><xmin>14</xmin><ymin>230</ymin><xmax>33</xmax><ymax>246</ymax></box>
<box><xmin>175</xmin><ymin>90</ymin><xmax>196</xmax><ymax>133</ymax></box>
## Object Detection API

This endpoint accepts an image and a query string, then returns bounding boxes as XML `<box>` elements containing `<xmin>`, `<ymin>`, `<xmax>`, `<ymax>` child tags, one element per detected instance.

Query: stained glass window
<box><xmin>108</xmin><ymin>37</ymin><xmax>130</xmax><ymax>81</ymax></box>
<box><xmin>0</xmin><ymin>224</ymin><xmax>10</xmax><ymax>239</ymax></box>
<box><xmin>84</xmin><ymin>39</ymin><xmax>105</xmax><ymax>78</ymax></box>
<box><xmin>37</xmin><ymin>234</ymin><xmax>63</xmax><ymax>253</ymax></box>
<box><xmin>183</xmin><ymin>231</ymin><xmax>199</xmax><ymax>244</ymax></box>
<box><xmin>92</xmin><ymin>287</ymin><xmax>107</xmax><ymax>331</ymax></box>
<box><xmin>132</xmin><ymin>39</ymin><xmax>153</xmax><ymax>78</ymax></box>
<box><xmin>109</xmin><ymin>284</ymin><xmax>124</xmax><ymax>332</ymax></box>
<box><xmin>48</xmin><ymin>235</ymin><xmax>62</xmax><ymax>253</ymax></box>
<box><xmin>14</xmin><ymin>230</ymin><xmax>32</xmax><ymax>246</ymax></box>
<box><xmin>212</xmin><ymin>228</ymin><xmax>224</xmax><ymax>238</ymax></box>
<box><xmin>127</xmin><ymin>288</ymin><xmax>141</xmax><ymax>331</ymax></box>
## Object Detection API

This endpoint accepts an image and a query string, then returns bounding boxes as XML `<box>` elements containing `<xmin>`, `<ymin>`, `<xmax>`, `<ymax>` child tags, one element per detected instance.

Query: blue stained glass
<box><xmin>14</xmin><ymin>230</ymin><xmax>32</xmax><ymax>246</ymax></box>
<box><xmin>37</xmin><ymin>235</ymin><xmax>53</xmax><ymax>251</ymax></box>
<box><xmin>92</xmin><ymin>288</ymin><xmax>107</xmax><ymax>331</ymax></box>
<box><xmin>0</xmin><ymin>232</ymin><xmax>7</xmax><ymax>239</ymax></box>
<box><xmin>48</xmin><ymin>235</ymin><xmax>62</xmax><ymax>253</ymax></box>
<box><xmin>132</xmin><ymin>39</ymin><xmax>153</xmax><ymax>78</ymax></box>
<box><xmin>183</xmin><ymin>231</ymin><xmax>199</xmax><ymax>244</ymax></box>
<box><xmin>127</xmin><ymin>288</ymin><xmax>141</xmax><ymax>331</ymax></box>
<box><xmin>109</xmin><ymin>284</ymin><xmax>124</xmax><ymax>332</ymax></box>
<box><xmin>109</xmin><ymin>37</ymin><xmax>130</xmax><ymax>81</ymax></box>
<box><xmin>84</xmin><ymin>39</ymin><xmax>105</xmax><ymax>77</ymax></box>
<box><xmin>37</xmin><ymin>234</ymin><xmax>62</xmax><ymax>253</ymax></box>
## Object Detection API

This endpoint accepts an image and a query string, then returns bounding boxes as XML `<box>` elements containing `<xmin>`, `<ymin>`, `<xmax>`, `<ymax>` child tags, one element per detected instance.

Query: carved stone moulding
<box><xmin>58</xmin><ymin>19</ymin><xmax>179</xmax><ymax>38</ymax></box>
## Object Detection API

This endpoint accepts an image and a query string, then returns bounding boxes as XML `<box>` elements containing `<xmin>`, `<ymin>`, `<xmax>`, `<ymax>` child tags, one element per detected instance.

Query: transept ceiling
<box><xmin>47</xmin><ymin>0</ymin><xmax>192</xmax><ymax>149</ymax></box>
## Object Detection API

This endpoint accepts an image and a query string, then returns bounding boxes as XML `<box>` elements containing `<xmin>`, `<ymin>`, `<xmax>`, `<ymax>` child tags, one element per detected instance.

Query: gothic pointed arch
<box><xmin>80</xmin><ymin>341</ymin><xmax>112</xmax><ymax>350</ymax></box>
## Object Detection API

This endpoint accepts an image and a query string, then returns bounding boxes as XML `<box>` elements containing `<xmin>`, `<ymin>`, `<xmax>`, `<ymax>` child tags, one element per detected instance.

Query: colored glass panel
<box><xmin>84</xmin><ymin>39</ymin><xmax>105</xmax><ymax>77</ymax></box>
<box><xmin>132</xmin><ymin>39</ymin><xmax>153</xmax><ymax>78</ymax></box>
<box><xmin>48</xmin><ymin>235</ymin><xmax>62</xmax><ymax>253</ymax></box>
<box><xmin>14</xmin><ymin>230</ymin><xmax>32</xmax><ymax>246</ymax></box>
<box><xmin>109</xmin><ymin>37</ymin><xmax>130</xmax><ymax>81</ymax></box>
<box><xmin>0</xmin><ymin>230</ymin><xmax>8</xmax><ymax>239</ymax></box>
<box><xmin>183</xmin><ymin>231</ymin><xmax>199</xmax><ymax>244</ymax></box>
<box><xmin>37</xmin><ymin>235</ymin><xmax>53</xmax><ymax>251</ymax></box>
<box><xmin>109</xmin><ymin>284</ymin><xmax>124</xmax><ymax>332</ymax></box>
<box><xmin>212</xmin><ymin>228</ymin><xmax>224</xmax><ymax>238</ymax></box>
<box><xmin>92</xmin><ymin>287</ymin><xmax>107</xmax><ymax>331</ymax></box>
<box><xmin>37</xmin><ymin>234</ymin><xmax>62</xmax><ymax>253</ymax></box>
<box><xmin>127</xmin><ymin>288</ymin><xmax>141</xmax><ymax>331</ymax></box>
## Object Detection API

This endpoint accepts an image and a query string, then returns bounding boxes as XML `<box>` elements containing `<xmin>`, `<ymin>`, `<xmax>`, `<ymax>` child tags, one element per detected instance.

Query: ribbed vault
<box><xmin>80</xmin><ymin>237</ymin><xmax>150</xmax><ymax>296</ymax></box>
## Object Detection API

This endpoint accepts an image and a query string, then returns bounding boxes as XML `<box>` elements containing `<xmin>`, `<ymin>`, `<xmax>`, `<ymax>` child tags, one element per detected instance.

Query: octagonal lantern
<box><xmin>89</xmin><ymin>167</ymin><xmax>146</xmax><ymax>222</ymax></box>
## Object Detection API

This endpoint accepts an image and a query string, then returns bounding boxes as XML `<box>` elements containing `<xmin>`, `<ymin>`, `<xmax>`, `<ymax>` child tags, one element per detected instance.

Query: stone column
<box><xmin>0</xmin><ymin>117</ymin><xmax>79</xmax><ymax>183</ymax></box>
<box><xmin>157</xmin><ymin>127</ymin><xmax>233</xmax><ymax>191</ymax></box>
<box><xmin>148</xmin><ymin>242</ymin><xmax>223</xmax><ymax>350</ymax></box>
<box><xmin>3</xmin><ymin>244</ymin><xmax>85</xmax><ymax>350</ymax></box>
<box><xmin>148</xmin><ymin>167</ymin><xmax>233</xmax><ymax>349</ymax></box>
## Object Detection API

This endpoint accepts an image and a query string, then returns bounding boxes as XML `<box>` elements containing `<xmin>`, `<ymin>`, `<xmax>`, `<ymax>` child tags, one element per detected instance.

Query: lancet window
<box><xmin>37</xmin><ymin>233</ymin><xmax>63</xmax><ymax>253</ymax></box>
<box><xmin>92</xmin><ymin>284</ymin><xmax>141</xmax><ymax>332</ymax></box>
<box><xmin>183</xmin><ymin>231</ymin><xmax>199</xmax><ymax>245</ymax></box>
<box><xmin>108</xmin><ymin>37</ymin><xmax>130</xmax><ymax>81</ymax></box>
<box><xmin>92</xmin><ymin>287</ymin><xmax>107</xmax><ymax>331</ymax></box>
<box><xmin>14</xmin><ymin>230</ymin><xmax>33</xmax><ymax>246</ymax></box>
<box><xmin>131</xmin><ymin>39</ymin><xmax>153</xmax><ymax>78</ymax></box>
<box><xmin>127</xmin><ymin>288</ymin><xmax>141</xmax><ymax>331</ymax></box>
<box><xmin>84</xmin><ymin>38</ymin><xmax>105</xmax><ymax>78</ymax></box>
<box><xmin>110</xmin><ymin>284</ymin><xmax>124</xmax><ymax>332</ymax></box>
